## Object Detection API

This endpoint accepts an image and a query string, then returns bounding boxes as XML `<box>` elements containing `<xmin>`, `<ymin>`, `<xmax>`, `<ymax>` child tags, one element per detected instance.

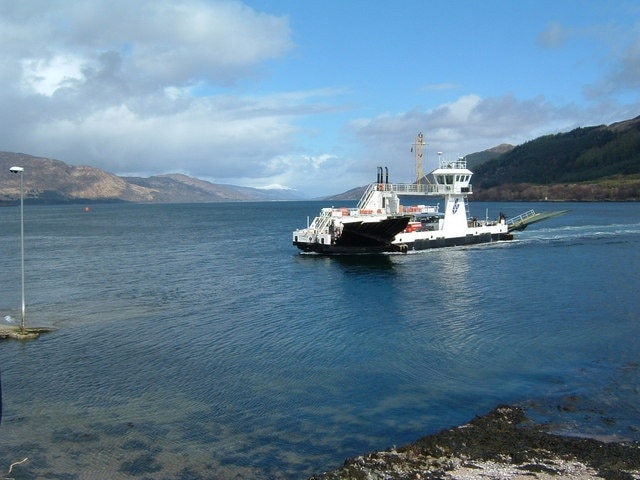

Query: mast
<box><xmin>413</xmin><ymin>132</ymin><xmax>427</xmax><ymax>184</ymax></box>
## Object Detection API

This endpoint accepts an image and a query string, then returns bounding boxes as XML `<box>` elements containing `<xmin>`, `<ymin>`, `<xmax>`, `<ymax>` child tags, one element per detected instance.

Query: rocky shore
<box><xmin>310</xmin><ymin>405</ymin><xmax>640</xmax><ymax>480</ymax></box>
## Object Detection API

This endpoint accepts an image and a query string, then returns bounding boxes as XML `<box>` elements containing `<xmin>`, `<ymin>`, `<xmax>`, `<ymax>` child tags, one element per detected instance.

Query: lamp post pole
<box><xmin>9</xmin><ymin>166</ymin><xmax>26</xmax><ymax>332</ymax></box>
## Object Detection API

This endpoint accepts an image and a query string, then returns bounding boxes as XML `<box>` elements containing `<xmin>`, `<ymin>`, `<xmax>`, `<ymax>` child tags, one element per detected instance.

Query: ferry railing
<box><xmin>439</xmin><ymin>158</ymin><xmax>467</xmax><ymax>169</ymax></box>
<box><xmin>313</xmin><ymin>209</ymin><xmax>333</xmax><ymax>235</ymax></box>
<box><xmin>506</xmin><ymin>209</ymin><xmax>536</xmax><ymax>226</ymax></box>
<box><xmin>357</xmin><ymin>183</ymin><xmax>382</xmax><ymax>210</ymax></box>
<box><xmin>384</xmin><ymin>183</ymin><xmax>472</xmax><ymax>195</ymax></box>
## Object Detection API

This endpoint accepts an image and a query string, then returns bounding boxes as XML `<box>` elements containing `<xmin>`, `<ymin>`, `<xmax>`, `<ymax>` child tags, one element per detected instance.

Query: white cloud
<box><xmin>28</xmin><ymin>97</ymin><xmax>300</xmax><ymax>177</ymax></box>
<box><xmin>123</xmin><ymin>1</ymin><xmax>292</xmax><ymax>85</ymax></box>
<box><xmin>21</xmin><ymin>54</ymin><xmax>86</xmax><ymax>95</ymax></box>
<box><xmin>7</xmin><ymin>1</ymin><xmax>293</xmax><ymax>97</ymax></box>
<box><xmin>346</xmin><ymin>94</ymin><xmax>590</xmax><ymax>183</ymax></box>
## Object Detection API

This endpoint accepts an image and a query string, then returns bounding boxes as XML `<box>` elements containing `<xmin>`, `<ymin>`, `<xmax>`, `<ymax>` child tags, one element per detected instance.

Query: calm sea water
<box><xmin>0</xmin><ymin>201</ymin><xmax>638</xmax><ymax>479</ymax></box>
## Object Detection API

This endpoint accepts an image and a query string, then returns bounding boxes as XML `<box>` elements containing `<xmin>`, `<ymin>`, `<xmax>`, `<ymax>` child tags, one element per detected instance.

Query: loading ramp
<box><xmin>507</xmin><ymin>209</ymin><xmax>570</xmax><ymax>232</ymax></box>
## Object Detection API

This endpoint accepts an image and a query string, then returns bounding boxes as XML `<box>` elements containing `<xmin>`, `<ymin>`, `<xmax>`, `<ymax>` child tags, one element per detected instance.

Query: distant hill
<box><xmin>465</xmin><ymin>143</ymin><xmax>514</xmax><ymax>170</ymax></box>
<box><xmin>472</xmin><ymin>116</ymin><xmax>640</xmax><ymax>200</ymax></box>
<box><xmin>0</xmin><ymin>152</ymin><xmax>307</xmax><ymax>204</ymax></box>
<box><xmin>124</xmin><ymin>174</ymin><xmax>305</xmax><ymax>202</ymax></box>
<box><xmin>323</xmin><ymin>186</ymin><xmax>366</xmax><ymax>202</ymax></box>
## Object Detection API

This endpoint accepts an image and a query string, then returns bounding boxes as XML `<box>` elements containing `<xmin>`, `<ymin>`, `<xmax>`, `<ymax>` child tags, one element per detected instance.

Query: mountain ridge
<box><xmin>0</xmin><ymin>152</ymin><xmax>307</xmax><ymax>204</ymax></box>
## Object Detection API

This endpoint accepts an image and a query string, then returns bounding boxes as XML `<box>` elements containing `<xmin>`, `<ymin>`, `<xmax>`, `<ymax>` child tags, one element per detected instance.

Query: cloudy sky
<box><xmin>1</xmin><ymin>1</ymin><xmax>639</xmax><ymax>196</ymax></box>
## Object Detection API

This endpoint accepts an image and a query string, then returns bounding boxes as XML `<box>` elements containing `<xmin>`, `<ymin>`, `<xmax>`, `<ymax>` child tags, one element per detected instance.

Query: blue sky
<box><xmin>1</xmin><ymin>1</ymin><xmax>639</xmax><ymax>196</ymax></box>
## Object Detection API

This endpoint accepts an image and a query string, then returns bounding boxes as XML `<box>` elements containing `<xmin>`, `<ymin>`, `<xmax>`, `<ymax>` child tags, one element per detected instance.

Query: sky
<box><xmin>1</xmin><ymin>0</ymin><xmax>639</xmax><ymax>197</ymax></box>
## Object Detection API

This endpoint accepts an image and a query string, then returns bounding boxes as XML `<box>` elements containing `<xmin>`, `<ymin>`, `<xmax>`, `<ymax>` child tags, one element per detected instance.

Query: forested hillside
<box><xmin>473</xmin><ymin>116</ymin><xmax>640</xmax><ymax>200</ymax></box>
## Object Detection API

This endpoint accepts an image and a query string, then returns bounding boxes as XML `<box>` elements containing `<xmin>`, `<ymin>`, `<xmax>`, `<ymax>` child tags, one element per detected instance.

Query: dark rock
<box><xmin>310</xmin><ymin>405</ymin><xmax>640</xmax><ymax>480</ymax></box>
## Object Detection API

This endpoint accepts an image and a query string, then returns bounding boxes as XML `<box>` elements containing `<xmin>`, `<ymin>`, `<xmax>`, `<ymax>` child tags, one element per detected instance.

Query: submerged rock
<box><xmin>310</xmin><ymin>405</ymin><xmax>640</xmax><ymax>480</ymax></box>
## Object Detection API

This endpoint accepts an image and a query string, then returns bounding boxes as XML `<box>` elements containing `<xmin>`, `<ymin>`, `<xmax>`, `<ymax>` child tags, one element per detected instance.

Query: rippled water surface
<box><xmin>0</xmin><ymin>201</ymin><xmax>639</xmax><ymax>479</ymax></box>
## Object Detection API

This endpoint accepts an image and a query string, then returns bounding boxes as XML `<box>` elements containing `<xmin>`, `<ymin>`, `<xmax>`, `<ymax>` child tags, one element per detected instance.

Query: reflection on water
<box><xmin>298</xmin><ymin>252</ymin><xmax>396</xmax><ymax>271</ymax></box>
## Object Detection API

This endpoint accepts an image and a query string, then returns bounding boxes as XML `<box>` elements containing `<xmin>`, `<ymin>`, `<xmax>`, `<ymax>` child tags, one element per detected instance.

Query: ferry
<box><xmin>292</xmin><ymin>134</ymin><xmax>568</xmax><ymax>254</ymax></box>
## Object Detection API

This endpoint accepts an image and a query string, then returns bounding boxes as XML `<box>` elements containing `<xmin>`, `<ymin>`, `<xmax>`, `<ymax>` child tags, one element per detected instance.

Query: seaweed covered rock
<box><xmin>310</xmin><ymin>405</ymin><xmax>640</xmax><ymax>480</ymax></box>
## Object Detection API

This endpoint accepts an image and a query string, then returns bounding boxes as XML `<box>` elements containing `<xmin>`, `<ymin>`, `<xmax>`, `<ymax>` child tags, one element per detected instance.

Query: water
<box><xmin>0</xmin><ymin>201</ymin><xmax>638</xmax><ymax>479</ymax></box>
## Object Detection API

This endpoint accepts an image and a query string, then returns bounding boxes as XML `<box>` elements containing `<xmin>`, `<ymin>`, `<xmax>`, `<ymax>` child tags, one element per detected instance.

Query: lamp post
<box><xmin>9</xmin><ymin>166</ymin><xmax>26</xmax><ymax>332</ymax></box>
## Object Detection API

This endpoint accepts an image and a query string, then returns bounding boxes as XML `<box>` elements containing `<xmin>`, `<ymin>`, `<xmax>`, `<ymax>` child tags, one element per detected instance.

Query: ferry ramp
<box><xmin>507</xmin><ymin>209</ymin><xmax>570</xmax><ymax>232</ymax></box>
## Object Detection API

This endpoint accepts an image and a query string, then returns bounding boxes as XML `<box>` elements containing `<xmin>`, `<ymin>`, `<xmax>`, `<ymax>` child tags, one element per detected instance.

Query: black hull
<box><xmin>294</xmin><ymin>231</ymin><xmax>513</xmax><ymax>254</ymax></box>
<box><xmin>293</xmin><ymin>216</ymin><xmax>410</xmax><ymax>254</ymax></box>
<box><xmin>399</xmin><ymin>232</ymin><xmax>512</xmax><ymax>251</ymax></box>
<box><xmin>293</xmin><ymin>243</ymin><xmax>398</xmax><ymax>254</ymax></box>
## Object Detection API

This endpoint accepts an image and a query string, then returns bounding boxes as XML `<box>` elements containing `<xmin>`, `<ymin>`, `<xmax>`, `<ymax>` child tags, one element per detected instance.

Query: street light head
<box><xmin>10</xmin><ymin>166</ymin><xmax>24</xmax><ymax>173</ymax></box>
